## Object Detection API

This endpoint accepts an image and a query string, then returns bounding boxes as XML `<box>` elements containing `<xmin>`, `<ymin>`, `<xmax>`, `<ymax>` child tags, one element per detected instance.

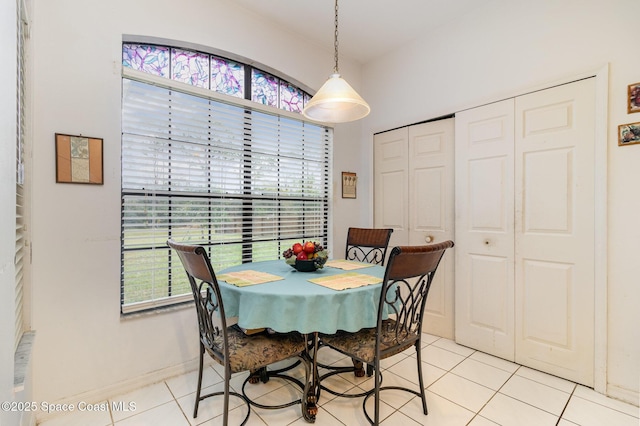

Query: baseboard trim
<box><xmin>606</xmin><ymin>384</ymin><xmax>640</xmax><ymax>408</ymax></box>
<box><xmin>35</xmin><ymin>356</ymin><xmax>212</xmax><ymax>423</ymax></box>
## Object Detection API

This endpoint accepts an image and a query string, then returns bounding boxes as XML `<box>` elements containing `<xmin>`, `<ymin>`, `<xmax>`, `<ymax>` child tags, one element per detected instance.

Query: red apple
<box><xmin>303</xmin><ymin>241</ymin><xmax>316</xmax><ymax>254</ymax></box>
<box><xmin>296</xmin><ymin>252</ymin><xmax>308</xmax><ymax>260</ymax></box>
<box><xmin>292</xmin><ymin>243</ymin><xmax>303</xmax><ymax>254</ymax></box>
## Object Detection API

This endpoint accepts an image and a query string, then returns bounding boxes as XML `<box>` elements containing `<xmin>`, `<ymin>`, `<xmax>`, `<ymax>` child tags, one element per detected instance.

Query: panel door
<box><xmin>514</xmin><ymin>78</ymin><xmax>595</xmax><ymax>386</ymax></box>
<box><xmin>455</xmin><ymin>99</ymin><xmax>516</xmax><ymax>360</ymax></box>
<box><xmin>374</xmin><ymin>127</ymin><xmax>409</xmax><ymax>248</ymax></box>
<box><xmin>409</xmin><ymin>119</ymin><xmax>455</xmax><ymax>338</ymax></box>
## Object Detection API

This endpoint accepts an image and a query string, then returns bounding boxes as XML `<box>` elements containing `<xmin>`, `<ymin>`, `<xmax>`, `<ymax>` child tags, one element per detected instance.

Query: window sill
<box><xmin>14</xmin><ymin>331</ymin><xmax>36</xmax><ymax>393</ymax></box>
<box><xmin>120</xmin><ymin>299</ymin><xmax>193</xmax><ymax>319</ymax></box>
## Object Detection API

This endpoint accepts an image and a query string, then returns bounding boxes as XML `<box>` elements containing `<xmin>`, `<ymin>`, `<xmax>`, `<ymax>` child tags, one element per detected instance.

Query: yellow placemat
<box><xmin>325</xmin><ymin>259</ymin><xmax>374</xmax><ymax>270</ymax></box>
<box><xmin>308</xmin><ymin>272</ymin><xmax>382</xmax><ymax>291</ymax></box>
<box><xmin>217</xmin><ymin>271</ymin><xmax>283</xmax><ymax>287</ymax></box>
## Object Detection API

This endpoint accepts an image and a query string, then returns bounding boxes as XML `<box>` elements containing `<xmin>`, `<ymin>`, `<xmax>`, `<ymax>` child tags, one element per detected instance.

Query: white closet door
<box><xmin>374</xmin><ymin>127</ymin><xmax>409</xmax><ymax>248</ymax></box>
<box><xmin>409</xmin><ymin>119</ymin><xmax>455</xmax><ymax>338</ymax></box>
<box><xmin>455</xmin><ymin>99</ymin><xmax>516</xmax><ymax>360</ymax></box>
<box><xmin>514</xmin><ymin>78</ymin><xmax>595</xmax><ymax>386</ymax></box>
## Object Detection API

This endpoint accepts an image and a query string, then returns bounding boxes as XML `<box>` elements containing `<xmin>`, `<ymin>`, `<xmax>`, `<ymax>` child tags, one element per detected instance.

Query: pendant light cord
<box><xmin>334</xmin><ymin>0</ymin><xmax>339</xmax><ymax>73</ymax></box>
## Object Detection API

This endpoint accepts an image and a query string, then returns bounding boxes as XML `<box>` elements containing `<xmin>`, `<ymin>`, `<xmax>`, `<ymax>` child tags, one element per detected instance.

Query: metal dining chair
<box><xmin>320</xmin><ymin>241</ymin><xmax>455</xmax><ymax>425</ymax></box>
<box><xmin>167</xmin><ymin>239</ymin><xmax>311</xmax><ymax>425</ymax></box>
<box><xmin>345</xmin><ymin>227</ymin><xmax>394</xmax><ymax>265</ymax></box>
<box><xmin>341</xmin><ymin>227</ymin><xmax>394</xmax><ymax>377</ymax></box>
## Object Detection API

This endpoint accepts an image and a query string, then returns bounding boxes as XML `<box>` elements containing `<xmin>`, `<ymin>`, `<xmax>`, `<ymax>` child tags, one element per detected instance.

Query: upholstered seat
<box><xmin>320</xmin><ymin>319</ymin><xmax>416</xmax><ymax>363</ymax></box>
<box><xmin>213</xmin><ymin>326</ymin><xmax>306</xmax><ymax>373</ymax></box>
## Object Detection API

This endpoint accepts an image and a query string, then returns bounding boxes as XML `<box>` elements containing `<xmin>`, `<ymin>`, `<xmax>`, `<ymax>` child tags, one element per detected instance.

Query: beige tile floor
<box><xmin>38</xmin><ymin>334</ymin><xmax>639</xmax><ymax>426</ymax></box>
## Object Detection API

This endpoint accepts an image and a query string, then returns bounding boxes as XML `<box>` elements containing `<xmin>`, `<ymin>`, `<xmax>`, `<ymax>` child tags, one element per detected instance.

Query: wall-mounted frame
<box><xmin>618</xmin><ymin>122</ymin><xmax>640</xmax><ymax>146</ymax></box>
<box><xmin>342</xmin><ymin>172</ymin><xmax>357</xmax><ymax>199</ymax></box>
<box><xmin>55</xmin><ymin>133</ymin><xmax>104</xmax><ymax>184</ymax></box>
<box><xmin>627</xmin><ymin>82</ymin><xmax>640</xmax><ymax>114</ymax></box>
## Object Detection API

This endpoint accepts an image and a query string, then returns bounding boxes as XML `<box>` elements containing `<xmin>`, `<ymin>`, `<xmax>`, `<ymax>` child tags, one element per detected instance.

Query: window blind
<box><xmin>15</xmin><ymin>0</ymin><xmax>28</xmax><ymax>351</ymax></box>
<box><xmin>121</xmin><ymin>77</ymin><xmax>332</xmax><ymax>313</ymax></box>
<box><xmin>15</xmin><ymin>185</ymin><xmax>25</xmax><ymax>350</ymax></box>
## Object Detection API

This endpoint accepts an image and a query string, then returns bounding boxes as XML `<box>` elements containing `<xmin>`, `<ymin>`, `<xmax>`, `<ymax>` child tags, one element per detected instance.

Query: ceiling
<box><xmin>232</xmin><ymin>0</ymin><xmax>491</xmax><ymax>65</ymax></box>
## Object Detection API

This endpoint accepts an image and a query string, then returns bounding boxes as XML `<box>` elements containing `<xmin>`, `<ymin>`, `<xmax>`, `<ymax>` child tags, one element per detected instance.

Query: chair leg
<box><xmin>352</xmin><ymin>358</ymin><xmax>365</xmax><ymax>377</ymax></box>
<box><xmin>223</xmin><ymin>364</ymin><xmax>232</xmax><ymax>426</ymax></box>
<box><xmin>415</xmin><ymin>342</ymin><xmax>428</xmax><ymax>415</ymax></box>
<box><xmin>193</xmin><ymin>343</ymin><xmax>205</xmax><ymax>418</ymax></box>
<box><xmin>374</xmin><ymin>359</ymin><xmax>381</xmax><ymax>425</ymax></box>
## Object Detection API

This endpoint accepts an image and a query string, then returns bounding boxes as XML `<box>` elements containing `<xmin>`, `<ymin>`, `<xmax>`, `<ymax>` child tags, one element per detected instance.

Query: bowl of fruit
<box><xmin>283</xmin><ymin>241</ymin><xmax>328</xmax><ymax>272</ymax></box>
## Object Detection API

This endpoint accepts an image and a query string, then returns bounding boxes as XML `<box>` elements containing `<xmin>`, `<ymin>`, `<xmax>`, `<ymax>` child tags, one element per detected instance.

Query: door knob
<box><xmin>425</xmin><ymin>235</ymin><xmax>434</xmax><ymax>243</ymax></box>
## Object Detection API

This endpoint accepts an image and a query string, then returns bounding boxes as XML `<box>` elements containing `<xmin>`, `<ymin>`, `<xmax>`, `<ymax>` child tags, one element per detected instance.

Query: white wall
<box><xmin>359</xmin><ymin>0</ymin><xmax>640</xmax><ymax>405</ymax></box>
<box><xmin>331</xmin><ymin>121</ymin><xmax>372</xmax><ymax>255</ymax></box>
<box><xmin>29</xmin><ymin>0</ymin><xmax>366</xmax><ymax>406</ymax></box>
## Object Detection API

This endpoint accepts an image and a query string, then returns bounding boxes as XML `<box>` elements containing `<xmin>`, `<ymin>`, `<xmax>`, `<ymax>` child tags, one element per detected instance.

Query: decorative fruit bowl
<box><xmin>283</xmin><ymin>241</ymin><xmax>328</xmax><ymax>272</ymax></box>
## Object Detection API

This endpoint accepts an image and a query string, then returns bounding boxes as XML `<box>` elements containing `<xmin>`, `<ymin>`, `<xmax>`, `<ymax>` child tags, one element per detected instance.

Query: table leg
<box><xmin>301</xmin><ymin>332</ymin><xmax>319</xmax><ymax>422</ymax></box>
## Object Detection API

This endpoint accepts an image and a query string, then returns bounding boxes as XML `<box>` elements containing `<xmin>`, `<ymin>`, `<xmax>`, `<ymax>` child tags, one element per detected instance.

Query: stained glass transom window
<box><xmin>122</xmin><ymin>44</ymin><xmax>170</xmax><ymax>78</ymax></box>
<box><xmin>251</xmin><ymin>69</ymin><xmax>279</xmax><ymax>107</ymax></box>
<box><xmin>211</xmin><ymin>56</ymin><xmax>244</xmax><ymax>98</ymax></box>
<box><xmin>122</xmin><ymin>43</ymin><xmax>310</xmax><ymax>113</ymax></box>
<box><xmin>171</xmin><ymin>48</ymin><xmax>209</xmax><ymax>88</ymax></box>
<box><xmin>280</xmin><ymin>81</ymin><xmax>304</xmax><ymax>113</ymax></box>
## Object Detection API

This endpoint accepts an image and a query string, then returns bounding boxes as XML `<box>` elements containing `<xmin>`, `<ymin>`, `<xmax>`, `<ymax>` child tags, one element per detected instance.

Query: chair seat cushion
<box><xmin>320</xmin><ymin>319</ymin><xmax>418</xmax><ymax>364</ymax></box>
<box><xmin>208</xmin><ymin>327</ymin><xmax>306</xmax><ymax>373</ymax></box>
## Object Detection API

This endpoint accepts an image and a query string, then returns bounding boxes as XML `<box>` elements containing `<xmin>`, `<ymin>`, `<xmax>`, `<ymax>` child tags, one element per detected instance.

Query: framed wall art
<box><xmin>618</xmin><ymin>122</ymin><xmax>640</xmax><ymax>146</ymax></box>
<box><xmin>628</xmin><ymin>82</ymin><xmax>640</xmax><ymax>114</ymax></box>
<box><xmin>342</xmin><ymin>172</ymin><xmax>357</xmax><ymax>199</ymax></box>
<box><xmin>55</xmin><ymin>133</ymin><xmax>104</xmax><ymax>184</ymax></box>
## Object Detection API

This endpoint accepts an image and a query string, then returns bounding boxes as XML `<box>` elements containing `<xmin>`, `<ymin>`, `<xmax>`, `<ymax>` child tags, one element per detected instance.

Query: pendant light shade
<box><xmin>303</xmin><ymin>73</ymin><xmax>370</xmax><ymax>123</ymax></box>
<box><xmin>302</xmin><ymin>0</ymin><xmax>370</xmax><ymax>123</ymax></box>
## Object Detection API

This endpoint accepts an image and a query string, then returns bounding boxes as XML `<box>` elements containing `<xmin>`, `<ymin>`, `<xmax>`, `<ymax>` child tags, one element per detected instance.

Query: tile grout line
<box><xmin>162</xmin><ymin>380</ymin><xmax>192</xmax><ymax>426</ymax></box>
<box><xmin>420</xmin><ymin>345</ymin><xmax>487</xmax><ymax>425</ymax></box>
<box><xmin>555</xmin><ymin>383</ymin><xmax>578</xmax><ymax>426</ymax></box>
<box><xmin>462</xmin><ymin>365</ymin><xmax>522</xmax><ymax>425</ymax></box>
<box><xmin>492</xmin><ymin>366</ymin><xmax>578</xmax><ymax>422</ymax></box>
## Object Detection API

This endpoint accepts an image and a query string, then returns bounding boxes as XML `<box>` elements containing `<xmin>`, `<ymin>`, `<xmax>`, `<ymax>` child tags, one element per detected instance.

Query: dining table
<box><xmin>216</xmin><ymin>258</ymin><xmax>389</xmax><ymax>423</ymax></box>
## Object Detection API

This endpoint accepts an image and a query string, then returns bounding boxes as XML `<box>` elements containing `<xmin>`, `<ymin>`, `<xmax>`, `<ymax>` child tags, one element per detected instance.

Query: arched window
<box><xmin>122</xmin><ymin>43</ymin><xmax>311</xmax><ymax>113</ymax></box>
<box><xmin>121</xmin><ymin>41</ymin><xmax>331</xmax><ymax>313</ymax></box>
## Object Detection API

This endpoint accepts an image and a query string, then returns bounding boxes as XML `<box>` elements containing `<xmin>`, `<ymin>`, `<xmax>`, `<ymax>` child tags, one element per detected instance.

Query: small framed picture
<box><xmin>342</xmin><ymin>172</ymin><xmax>357</xmax><ymax>199</ymax></box>
<box><xmin>55</xmin><ymin>133</ymin><xmax>104</xmax><ymax>184</ymax></box>
<box><xmin>628</xmin><ymin>82</ymin><xmax>640</xmax><ymax>114</ymax></box>
<box><xmin>618</xmin><ymin>122</ymin><xmax>640</xmax><ymax>146</ymax></box>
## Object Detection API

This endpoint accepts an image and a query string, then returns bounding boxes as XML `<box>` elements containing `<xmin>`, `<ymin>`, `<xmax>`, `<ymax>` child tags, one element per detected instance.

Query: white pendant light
<box><xmin>303</xmin><ymin>0</ymin><xmax>370</xmax><ymax>123</ymax></box>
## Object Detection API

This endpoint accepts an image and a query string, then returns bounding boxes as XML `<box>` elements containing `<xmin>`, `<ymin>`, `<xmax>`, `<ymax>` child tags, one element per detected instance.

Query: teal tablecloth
<box><xmin>217</xmin><ymin>260</ymin><xmax>386</xmax><ymax>334</ymax></box>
